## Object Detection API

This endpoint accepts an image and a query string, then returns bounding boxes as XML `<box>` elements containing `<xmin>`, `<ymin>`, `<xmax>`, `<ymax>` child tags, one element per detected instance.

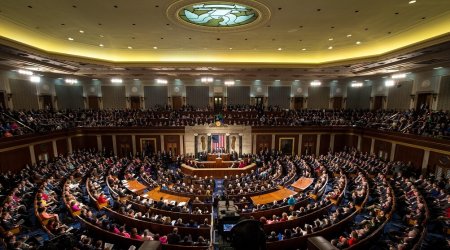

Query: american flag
<box><xmin>212</xmin><ymin>134</ymin><xmax>225</xmax><ymax>151</ymax></box>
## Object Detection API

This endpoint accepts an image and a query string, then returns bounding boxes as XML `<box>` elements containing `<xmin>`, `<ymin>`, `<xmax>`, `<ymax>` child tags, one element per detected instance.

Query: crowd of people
<box><xmin>0</xmin><ymin>105</ymin><xmax>448</xmax><ymax>139</ymax></box>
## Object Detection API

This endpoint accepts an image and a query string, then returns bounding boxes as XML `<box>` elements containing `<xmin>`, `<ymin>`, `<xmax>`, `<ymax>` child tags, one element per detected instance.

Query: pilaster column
<box><xmin>298</xmin><ymin>134</ymin><xmax>302</xmax><ymax>155</ymax></box>
<box><xmin>67</xmin><ymin>137</ymin><xmax>73</xmax><ymax>154</ymax></box>
<box><xmin>160</xmin><ymin>135</ymin><xmax>165</xmax><ymax>153</ymax></box>
<box><xmin>421</xmin><ymin>150</ymin><xmax>430</xmax><ymax>175</ymax></box>
<box><xmin>370</xmin><ymin>138</ymin><xmax>375</xmax><ymax>155</ymax></box>
<box><xmin>29</xmin><ymin>145</ymin><xmax>36</xmax><ymax>165</ymax></box>
<box><xmin>52</xmin><ymin>140</ymin><xmax>58</xmax><ymax>157</ymax></box>
<box><xmin>390</xmin><ymin>143</ymin><xmax>396</xmax><ymax>161</ymax></box>
<box><xmin>112</xmin><ymin>135</ymin><xmax>117</xmax><ymax>156</ymax></box>
<box><xmin>316</xmin><ymin>134</ymin><xmax>321</xmax><ymax>156</ymax></box>
<box><xmin>330</xmin><ymin>134</ymin><xmax>335</xmax><ymax>152</ymax></box>
<box><xmin>131</xmin><ymin>135</ymin><xmax>136</xmax><ymax>155</ymax></box>
<box><xmin>97</xmin><ymin>135</ymin><xmax>102</xmax><ymax>152</ymax></box>
<box><xmin>271</xmin><ymin>134</ymin><xmax>276</xmax><ymax>151</ymax></box>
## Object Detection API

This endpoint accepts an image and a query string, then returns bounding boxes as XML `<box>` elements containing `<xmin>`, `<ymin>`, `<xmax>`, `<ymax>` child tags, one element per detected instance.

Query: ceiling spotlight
<box><xmin>18</xmin><ymin>69</ymin><xmax>33</xmax><ymax>75</ymax></box>
<box><xmin>99</xmin><ymin>44</ymin><xmax>104</xmax><ymax>47</ymax></box>
<box><xmin>68</xmin><ymin>37</ymin><xmax>74</xmax><ymax>41</ymax></box>
<box><xmin>356</xmin><ymin>41</ymin><xmax>361</xmax><ymax>45</ymax></box>
<box><xmin>310</xmin><ymin>80</ymin><xmax>321</xmax><ymax>86</ymax></box>
<box><xmin>79</xmin><ymin>30</ymin><xmax>84</xmax><ymax>33</ymax></box>
<box><xmin>302</xmin><ymin>48</ymin><xmax>307</xmax><ymax>51</ymax></box>
<box><xmin>328</xmin><ymin>38</ymin><xmax>333</xmax><ymax>41</ymax></box>
<box><xmin>99</xmin><ymin>34</ymin><xmax>104</xmax><ymax>38</ymax></box>
<box><xmin>328</xmin><ymin>46</ymin><xmax>333</xmax><ymax>50</ymax></box>
<box><xmin>351</xmin><ymin>82</ymin><xmax>363</xmax><ymax>87</ymax></box>
<box><xmin>347</xmin><ymin>34</ymin><xmax>352</xmax><ymax>37</ymax></box>
<box><xmin>153</xmin><ymin>46</ymin><xmax>158</xmax><ymax>49</ymax></box>
<box><xmin>201</xmin><ymin>77</ymin><xmax>214</xmax><ymax>83</ymax></box>
<box><xmin>391</xmin><ymin>73</ymin><xmax>407</xmax><ymax>79</ymax></box>
<box><xmin>409</xmin><ymin>0</ymin><xmax>416</xmax><ymax>4</ymax></box>
<box><xmin>277</xmin><ymin>48</ymin><xmax>282</xmax><ymax>51</ymax></box>
<box><xmin>433</xmin><ymin>67</ymin><xmax>442</xmax><ymax>70</ymax></box>
<box><xmin>229</xmin><ymin>47</ymin><xmax>233</xmax><ymax>50</ymax></box>
<box><xmin>127</xmin><ymin>46</ymin><xmax>133</xmax><ymax>49</ymax></box>
<box><xmin>65</xmin><ymin>78</ymin><xmax>78</xmax><ymax>84</ymax></box>
<box><xmin>29</xmin><ymin>76</ymin><xmax>41</xmax><ymax>83</ymax></box>
<box><xmin>134</xmin><ymin>78</ymin><xmax>140</xmax><ymax>81</ymax></box>
<box><xmin>224</xmin><ymin>80</ymin><xmax>235</xmax><ymax>86</ymax></box>
<box><xmin>156</xmin><ymin>79</ymin><xmax>168</xmax><ymax>84</ymax></box>
<box><xmin>385</xmin><ymin>79</ymin><xmax>395</xmax><ymax>87</ymax></box>
<box><xmin>111</xmin><ymin>78</ymin><xmax>123</xmax><ymax>83</ymax></box>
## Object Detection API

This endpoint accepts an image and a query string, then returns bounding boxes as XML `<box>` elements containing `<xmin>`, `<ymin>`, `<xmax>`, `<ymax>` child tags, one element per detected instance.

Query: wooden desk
<box><xmin>250</xmin><ymin>188</ymin><xmax>297</xmax><ymax>205</ymax></box>
<box><xmin>207</xmin><ymin>153</ymin><xmax>230</xmax><ymax>161</ymax></box>
<box><xmin>145</xmin><ymin>187</ymin><xmax>190</xmax><ymax>203</ymax></box>
<box><xmin>124</xmin><ymin>180</ymin><xmax>147</xmax><ymax>195</ymax></box>
<box><xmin>291</xmin><ymin>177</ymin><xmax>314</xmax><ymax>192</ymax></box>
<box><xmin>181</xmin><ymin>163</ymin><xmax>257</xmax><ymax>178</ymax></box>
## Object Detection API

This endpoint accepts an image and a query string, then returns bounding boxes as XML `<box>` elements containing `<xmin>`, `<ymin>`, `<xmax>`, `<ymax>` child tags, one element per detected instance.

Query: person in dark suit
<box><xmin>167</xmin><ymin>227</ymin><xmax>181</xmax><ymax>244</ymax></box>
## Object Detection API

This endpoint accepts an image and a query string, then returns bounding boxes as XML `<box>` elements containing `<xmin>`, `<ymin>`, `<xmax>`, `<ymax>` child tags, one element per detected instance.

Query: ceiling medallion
<box><xmin>167</xmin><ymin>0</ymin><xmax>271</xmax><ymax>32</ymax></box>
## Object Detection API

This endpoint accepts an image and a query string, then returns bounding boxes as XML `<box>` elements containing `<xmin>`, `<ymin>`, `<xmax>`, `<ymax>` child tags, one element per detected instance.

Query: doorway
<box><xmin>41</xmin><ymin>95</ymin><xmax>53</xmax><ymax>110</ymax></box>
<box><xmin>293</xmin><ymin>97</ymin><xmax>303</xmax><ymax>110</ymax></box>
<box><xmin>416</xmin><ymin>93</ymin><xmax>432</xmax><ymax>110</ymax></box>
<box><xmin>373</xmin><ymin>96</ymin><xmax>383</xmax><ymax>110</ymax></box>
<box><xmin>214</xmin><ymin>96</ymin><xmax>223</xmax><ymax>111</ymax></box>
<box><xmin>130</xmin><ymin>96</ymin><xmax>141</xmax><ymax>109</ymax></box>
<box><xmin>0</xmin><ymin>91</ymin><xmax>6</xmax><ymax>109</ymax></box>
<box><xmin>172</xmin><ymin>96</ymin><xmax>182</xmax><ymax>110</ymax></box>
<box><xmin>88</xmin><ymin>96</ymin><xmax>100</xmax><ymax>109</ymax></box>
<box><xmin>333</xmin><ymin>97</ymin><xmax>342</xmax><ymax>109</ymax></box>
<box><xmin>255</xmin><ymin>97</ymin><xmax>264</xmax><ymax>107</ymax></box>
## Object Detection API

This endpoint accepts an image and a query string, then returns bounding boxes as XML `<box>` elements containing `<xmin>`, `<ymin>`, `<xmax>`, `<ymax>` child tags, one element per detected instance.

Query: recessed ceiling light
<box><xmin>229</xmin><ymin>47</ymin><xmax>232</xmax><ymax>50</ymax></box>
<box><xmin>134</xmin><ymin>78</ymin><xmax>140</xmax><ymax>81</ymax></box>
<box><xmin>127</xmin><ymin>46</ymin><xmax>133</xmax><ymax>49</ymax></box>
<box><xmin>99</xmin><ymin>34</ymin><xmax>104</xmax><ymax>38</ymax></box>
<box><xmin>409</xmin><ymin>0</ymin><xmax>416</xmax><ymax>4</ymax></box>
<box><xmin>99</xmin><ymin>44</ymin><xmax>104</xmax><ymax>47</ymax></box>
<box><xmin>302</xmin><ymin>48</ymin><xmax>307</xmax><ymax>51</ymax></box>
<box><xmin>68</xmin><ymin>37</ymin><xmax>74</xmax><ymax>41</ymax></box>
<box><xmin>356</xmin><ymin>41</ymin><xmax>361</xmax><ymax>45</ymax></box>
<box><xmin>347</xmin><ymin>34</ymin><xmax>352</xmax><ymax>37</ymax></box>
<box><xmin>328</xmin><ymin>38</ymin><xmax>333</xmax><ymax>41</ymax></box>
<box><xmin>153</xmin><ymin>46</ymin><xmax>158</xmax><ymax>49</ymax></box>
<box><xmin>277</xmin><ymin>48</ymin><xmax>282</xmax><ymax>51</ymax></box>
<box><xmin>328</xmin><ymin>46</ymin><xmax>333</xmax><ymax>50</ymax></box>
<box><xmin>79</xmin><ymin>30</ymin><xmax>84</xmax><ymax>33</ymax></box>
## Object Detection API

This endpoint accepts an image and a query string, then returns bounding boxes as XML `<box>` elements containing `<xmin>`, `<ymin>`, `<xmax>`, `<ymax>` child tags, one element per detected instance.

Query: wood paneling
<box><xmin>394</xmin><ymin>144</ymin><xmax>424</xmax><ymax>173</ymax></box>
<box><xmin>56</xmin><ymin>138</ymin><xmax>68</xmax><ymax>156</ymax></box>
<box><xmin>71</xmin><ymin>136</ymin><xmax>97</xmax><ymax>151</ymax></box>
<box><xmin>0</xmin><ymin>147</ymin><xmax>31</xmax><ymax>172</ymax></box>
<box><xmin>334</xmin><ymin>134</ymin><xmax>358</xmax><ymax>152</ymax></box>
<box><xmin>275</xmin><ymin>134</ymin><xmax>299</xmax><ymax>155</ymax></box>
<box><xmin>301</xmin><ymin>134</ymin><xmax>317</xmax><ymax>155</ymax></box>
<box><xmin>164</xmin><ymin>135</ymin><xmax>180</xmax><ymax>155</ymax></box>
<box><xmin>101</xmin><ymin>135</ymin><xmax>113</xmax><ymax>153</ymax></box>
<box><xmin>319</xmin><ymin>134</ymin><xmax>330</xmax><ymax>155</ymax></box>
<box><xmin>256</xmin><ymin>134</ymin><xmax>272</xmax><ymax>152</ymax></box>
<box><xmin>361</xmin><ymin>137</ymin><xmax>372</xmax><ymax>154</ymax></box>
<box><xmin>135</xmin><ymin>135</ymin><xmax>161</xmax><ymax>154</ymax></box>
<box><xmin>428</xmin><ymin>151</ymin><xmax>450</xmax><ymax>174</ymax></box>
<box><xmin>374</xmin><ymin>139</ymin><xmax>392</xmax><ymax>160</ymax></box>
<box><xmin>34</xmin><ymin>141</ymin><xmax>53</xmax><ymax>161</ymax></box>
<box><xmin>116</xmin><ymin>135</ymin><xmax>132</xmax><ymax>157</ymax></box>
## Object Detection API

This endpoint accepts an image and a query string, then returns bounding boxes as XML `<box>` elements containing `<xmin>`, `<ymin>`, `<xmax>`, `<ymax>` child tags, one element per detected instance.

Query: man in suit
<box><xmin>167</xmin><ymin>227</ymin><xmax>181</xmax><ymax>244</ymax></box>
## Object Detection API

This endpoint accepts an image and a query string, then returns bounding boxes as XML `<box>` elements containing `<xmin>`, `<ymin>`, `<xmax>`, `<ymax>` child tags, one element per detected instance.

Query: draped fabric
<box><xmin>144</xmin><ymin>86</ymin><xmax>168</xmax><ymax>108</ymax></box>
<box><xmin>102</xmin><ymin>86</ymin><xmax>126</xmax><ymax>109</ymax></box>
<box><xmin>387</xmin><ymin>81</ymin><xmax>413</xmax><ymax>110</ymax></box>
<box><xmin>346</xmin><ymin>85</ymin><xmax>371</xmax><ymax>109</ymax></box>
<box><xmin>437</xmin><ymin>76</ymin><xmax>450</xmax><ymax>110</ymax></box>
<box><xmin>308</xmin><ymin>87</ymin><xmax>330</xmax><ymax>109</ymax></box>
<box><xmin>227</xmin><ymin>86</ymin><xmax>250</xmax><ymax>105</ymax></box>
<box><xmin>10</xmin><ymin>79</ymin><xmax>38</xmax><ymax>110</ymax></box>
<box><xmin>55</xmin><ymin>85</ymin><xmax>84</xmax><ymax>110</ymax></box>
<box><xmin>186</xmin><ymin>86</ymin><xmax>209</xmax><ymax>108</ymax></box>
<box><xmin>268</xmin><ymin>86</ymin><xmax>290</xmax><ymax>109</ymax></box>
